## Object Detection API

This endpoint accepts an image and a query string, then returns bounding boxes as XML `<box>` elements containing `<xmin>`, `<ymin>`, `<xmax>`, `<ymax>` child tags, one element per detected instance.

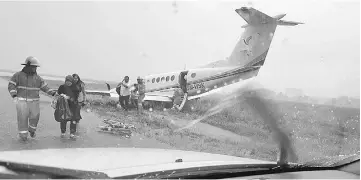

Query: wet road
<box><xmin>0</xmin><ymin>78</ymin><xmax>170</xmax><ymax>151</ymax></box>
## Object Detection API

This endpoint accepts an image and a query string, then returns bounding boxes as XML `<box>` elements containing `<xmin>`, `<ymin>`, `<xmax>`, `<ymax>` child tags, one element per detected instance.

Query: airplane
<box><xmin>85</xmin><ymin>7</ymin><xmax>303</xmax><ymax>111</ymax></box>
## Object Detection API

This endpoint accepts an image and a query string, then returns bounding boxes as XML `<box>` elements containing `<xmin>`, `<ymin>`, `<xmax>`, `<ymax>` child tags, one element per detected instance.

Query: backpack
<box><xmin>116</xmin><ymin>86</ymin><xmax>121</xmax><ymax>95</ymax></box>
<box><xmin>116</xmin><ymin>81</ymin><xmax>124</xmax><ymax>95</ymax></box>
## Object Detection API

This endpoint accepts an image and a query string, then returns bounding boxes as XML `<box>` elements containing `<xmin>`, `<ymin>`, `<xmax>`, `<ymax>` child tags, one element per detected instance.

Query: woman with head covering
<box><xmin>72</xmin><ymin>74</ymin><xmax>85</xmax><ymax>124</ymax></box>
<box><xmin>57</xmin><ymin>75</ymin><xmax>78</xmax><ymax>139</ymax></box>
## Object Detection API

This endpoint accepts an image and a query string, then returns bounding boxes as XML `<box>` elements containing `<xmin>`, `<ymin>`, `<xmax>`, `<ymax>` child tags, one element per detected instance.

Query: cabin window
<box><xmin>152</xmin><ymin>78</ymin><xmax>155</xmax><ymax>83</ymax></box>
<box><xmin>191</xmin><ymin>73</ymin><xmax>196</xmax><ymax>78</ymax></box>
<box><xmin>166</xmin><ymin>76</ymin><xmax>170</xmax><ymax>81</ymax></box>
<box><xmin>161</xmin><ymin>77</ymin><xmax>165</xmax><ymax>82</ymax></box>
<box><xmin>156</xmin><ymin>77</ymin><xmax>160</xmax><ymax>83</ymax></box>
<box><xmin>171</xmin><ymin>75</ymin><xmax>175</xmax><ymax>81</ymax></box>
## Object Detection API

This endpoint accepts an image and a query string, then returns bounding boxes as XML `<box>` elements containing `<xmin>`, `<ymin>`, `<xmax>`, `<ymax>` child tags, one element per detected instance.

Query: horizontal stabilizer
<box><xmin>277</xmin><ymin>20</ymin><xmax>304</xmax><ymax>26</ymax></box>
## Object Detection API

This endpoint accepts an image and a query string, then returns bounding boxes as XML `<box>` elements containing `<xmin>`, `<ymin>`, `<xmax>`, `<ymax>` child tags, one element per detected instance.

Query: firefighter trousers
<box><xmin>16</xmin><ymin>100</ymin><xmax>40</xmax><ymax>137</ymax></box>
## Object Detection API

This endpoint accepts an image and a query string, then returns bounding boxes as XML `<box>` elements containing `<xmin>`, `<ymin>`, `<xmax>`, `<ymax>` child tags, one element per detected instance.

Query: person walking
<box><xmin>136</xmin><ymin>76</ymin><xmax>146</xmax><ymax>113</ymax></box>
<box><xmin>117</xmin><ymin>76</ymin><xmax>131</xmax><ymax>111</ymax></box>
<box><xmin>8</xmin><ymin>56</ymin><xmax>57</xmax><ymax>141</ymax></box>
<box><xmin>57</xmin><ymin>75</ymin><xmax>78</xmax><ymax>139</ymax></box>
<box><xmin>72</xmin><ymin>74</ymin><xmax>85</xmax><ymax>124</ymax></box>
<box><xmin>130</xmin><ymin>83</ymin><xmax>139</xmax><ymax>110</ymax></box>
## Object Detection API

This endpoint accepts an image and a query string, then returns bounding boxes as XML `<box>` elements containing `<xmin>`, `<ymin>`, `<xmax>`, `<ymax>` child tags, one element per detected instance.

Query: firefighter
<box><xmin>8</xmin><ymin>56</ymin><xmax>57</xmax><ymax>141</ymax></box>
<box><xmin>137</xmin><ymin>76</ymin><xmax>146</xmax><ymax>112</ymax></box>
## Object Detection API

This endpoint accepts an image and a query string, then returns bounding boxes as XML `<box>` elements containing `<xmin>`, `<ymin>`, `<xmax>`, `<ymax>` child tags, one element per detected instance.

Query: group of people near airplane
<box><xmin>8</xmin><ymin>56</ymin><xmax>87</xmax><ymax>140</ymax></box>
<box><xmin>7</xmin><ymin>56</ymin><xmax>148</xmax><ymax>141</ymax></box>
<box><xmin>116</xmin><ymin>75</ymin><xmax>146</xmax><ymax>112</ymax></box>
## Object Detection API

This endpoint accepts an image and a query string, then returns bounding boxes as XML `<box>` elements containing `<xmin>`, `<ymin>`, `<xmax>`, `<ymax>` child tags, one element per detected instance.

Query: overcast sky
<box><xmin>0</xmin><ymin>0</ymin><xmax>359</xmax><ymax>98</ymax></box>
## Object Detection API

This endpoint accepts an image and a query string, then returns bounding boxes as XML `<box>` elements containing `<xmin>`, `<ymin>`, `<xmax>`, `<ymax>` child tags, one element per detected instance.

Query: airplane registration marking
<box><xmin>187</xmin><ymin>82</ymin><xmax>205</xmax><ymax>91</ymax></box>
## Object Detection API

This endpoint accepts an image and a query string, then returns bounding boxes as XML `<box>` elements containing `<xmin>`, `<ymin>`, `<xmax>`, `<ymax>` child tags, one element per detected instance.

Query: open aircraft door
<box><xmin>178</xmin><ymin>71</ymin><xmax>188</xmax><ymax>93</ymax></box>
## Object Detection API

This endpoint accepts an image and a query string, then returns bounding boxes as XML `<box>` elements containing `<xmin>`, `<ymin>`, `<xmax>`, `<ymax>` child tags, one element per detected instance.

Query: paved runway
<box><xmin>0</xmin><ymin>78</ymin><xmax>170</xmax><ymax>151</ymax></box>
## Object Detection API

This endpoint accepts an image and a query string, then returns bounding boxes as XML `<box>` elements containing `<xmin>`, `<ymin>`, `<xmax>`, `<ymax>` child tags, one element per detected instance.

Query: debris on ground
<box><xmin>98</xmin><ymin>119</ymin><xmax>136</xmax><ymax>138</ymax></box>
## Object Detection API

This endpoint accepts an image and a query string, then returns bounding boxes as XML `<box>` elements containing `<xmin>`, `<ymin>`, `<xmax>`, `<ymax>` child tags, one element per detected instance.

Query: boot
<box><xmin>29</xmin><ymin>131</ymin><xmax>36</xmax><ymax>138</ymax></box>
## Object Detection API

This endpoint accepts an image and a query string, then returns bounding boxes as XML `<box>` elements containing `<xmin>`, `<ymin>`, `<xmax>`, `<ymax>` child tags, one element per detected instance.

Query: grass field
<box><xmin>190</xmin><ymin>94</ymin><xmax>360</xmax><ymax>162</ymax></box>
<box><xmin>87</xmin><ymin>90</ymin><xmax>360</xmax><ymax>164</ymax></box>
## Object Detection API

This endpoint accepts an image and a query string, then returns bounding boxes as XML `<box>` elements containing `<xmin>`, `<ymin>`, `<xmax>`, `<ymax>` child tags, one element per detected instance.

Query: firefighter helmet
<box><xmin>21</xmin><ymin>56</ymin><xmax>40</xmax><ymax>67</ymax></box>
<box><xmin>137</xmin><ymin>76</ymin><xmax>142</xmax><ymax>80</ymax></box>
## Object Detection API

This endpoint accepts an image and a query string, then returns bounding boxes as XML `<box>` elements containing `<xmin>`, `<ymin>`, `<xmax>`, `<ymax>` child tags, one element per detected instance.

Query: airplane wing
<box><xmin>85</xmin><ymin>90</ymin><xmax>111</xmax><ymax>96</ymax></box>
<box><xmin>143</xmin><ymin>89</ymin><xmax>174</xmax><ymax>102</ymax></box>
<box><xmin>143</xmin><ymin>93</ymin><xmax>173</xmax><ymax>102</ymax></box>
<box><xmin>85</xmin><ymin>88</ymin><xmax>174</xmax><ymax>102</ymax></box>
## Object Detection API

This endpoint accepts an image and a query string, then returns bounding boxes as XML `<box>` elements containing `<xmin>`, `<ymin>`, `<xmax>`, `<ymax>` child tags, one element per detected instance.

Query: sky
<box><xmin>0</xmin><ymin>0</ymin><xmax>359</xmax><ymax>98</ymax></box>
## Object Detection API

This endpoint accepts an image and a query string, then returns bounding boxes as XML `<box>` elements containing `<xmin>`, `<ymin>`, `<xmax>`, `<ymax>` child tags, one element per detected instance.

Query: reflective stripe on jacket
<box><xmin>8</xmin><ymin>71</ymin><xmax>55</xmax><ymax>99</ymax></box>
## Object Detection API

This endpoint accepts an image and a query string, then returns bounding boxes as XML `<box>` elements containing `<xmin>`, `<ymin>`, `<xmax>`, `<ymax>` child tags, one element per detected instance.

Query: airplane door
<box><xmin>178</xmin><ymin>71</ymin><xmax>188</xmax><ymax>93</ymax></box>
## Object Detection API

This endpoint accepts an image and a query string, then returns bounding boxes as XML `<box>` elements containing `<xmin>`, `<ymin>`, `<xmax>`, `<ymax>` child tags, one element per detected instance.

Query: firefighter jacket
<box><xmin>8</xmin><ymin>71</ymin><xmax>56</xmax><ymax>100</ymax></box>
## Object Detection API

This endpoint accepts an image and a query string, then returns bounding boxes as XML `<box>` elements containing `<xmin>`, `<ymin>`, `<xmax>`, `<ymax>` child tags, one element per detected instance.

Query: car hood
<box><xmin>0</xmin><ymin>147</ymin><xmax>275</xmax><ymax>178</ymax></box>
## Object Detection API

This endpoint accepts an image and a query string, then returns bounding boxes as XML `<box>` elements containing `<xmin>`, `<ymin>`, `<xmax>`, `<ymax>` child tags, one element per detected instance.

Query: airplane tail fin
<box><xmin>224</xmin><ymin>7</ymin><xmax>302</xmax><ymax>68</ymax></box>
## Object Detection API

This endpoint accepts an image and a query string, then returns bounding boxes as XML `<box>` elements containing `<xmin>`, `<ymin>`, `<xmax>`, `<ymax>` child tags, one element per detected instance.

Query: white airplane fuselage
<box><xmin>106</xmin><ymin>66</ymin><xmax>261</xmax><ymax>102</ymax></box>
